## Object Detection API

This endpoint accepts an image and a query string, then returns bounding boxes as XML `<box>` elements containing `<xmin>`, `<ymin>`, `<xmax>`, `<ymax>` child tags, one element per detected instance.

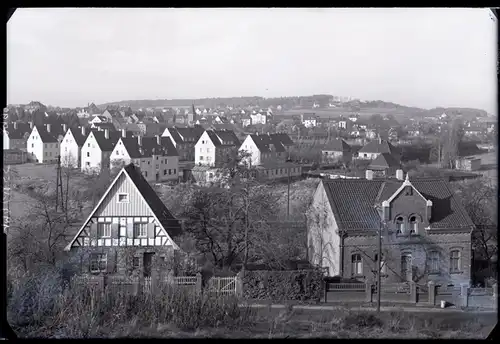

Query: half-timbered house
<box><xmin>64</xmin><ymin>163</ymin><xmax>182</xmax><ymax>281</ymax></box>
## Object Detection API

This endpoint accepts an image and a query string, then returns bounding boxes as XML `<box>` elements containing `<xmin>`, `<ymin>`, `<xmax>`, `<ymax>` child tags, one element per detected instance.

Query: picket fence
<box><xmin>207</xmin><ymin>276</ymin><xmax>238</xmax><ymax>296</ymax></box>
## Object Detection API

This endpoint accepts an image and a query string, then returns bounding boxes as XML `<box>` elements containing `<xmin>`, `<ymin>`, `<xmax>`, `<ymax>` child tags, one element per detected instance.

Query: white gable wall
<box><xmin>81</xmin><ymin>132</ymin><xmax>104</xmax><ymax>173</ymax></box>
<box><xmin>307</xmin><ymin>182</ymin><xmax>341</xmax><ymax>277</ymax></box>
<box><xmin>27</xmin><ymin>127</ymin><xmax>44</xmax><ymax>163</ymax></box>
<box><xmin>238</xmin><ymin>135</ymin><xmax>261</xmax><ymax>166</ymax></box>
<box><xmin>60</xmin><ymin>129</ymin><xmax>82</xmax><ymax>168</ymax></box>
<box><xmin>195</xmin><ymin>131</ymin><xmax>216</xmax><ymax>166</ymax></box>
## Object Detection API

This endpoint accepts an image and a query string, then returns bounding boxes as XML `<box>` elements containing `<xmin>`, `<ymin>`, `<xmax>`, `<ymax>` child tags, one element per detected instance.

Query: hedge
<box><xmin>242</xmin><ymin>269</ymin><xmax>324</xmax><ymax>302</ymax></box>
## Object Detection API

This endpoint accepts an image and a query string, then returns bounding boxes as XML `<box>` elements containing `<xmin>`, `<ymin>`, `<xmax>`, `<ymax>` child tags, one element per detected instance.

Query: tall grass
<box><xmin>7</xmin><ymin>270</ymin><xmax>255</xmax><ymax>338</ymax></box>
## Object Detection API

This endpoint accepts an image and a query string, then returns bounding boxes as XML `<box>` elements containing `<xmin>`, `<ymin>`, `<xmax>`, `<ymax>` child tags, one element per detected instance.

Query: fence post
<box><xmin>324</xmin><ymin>281</ymin><xmax>328</xmax><ymax>303</ymax></box>
<box><xmin>236</xmin><ymin>271</ymin><xmax>243</xmax><ymax>298</ymax></box>
<box><xmin>460</xmin><ymin>283</ymin><xmax>469</xmax><ymax>308</ymax></box>
<box><xmin>365</xmin><ymin>282</ymin><xmax>373</xmax><ymax>303</ymax></box>
<box><xmin>428</xmin><ymin>281</ymin><xmax>435</xmax><ymax>306</ymax></box>
<box><xmin>410</xmin><ymin>282</ymin><xmax>417</xmax><ymax>304</ymax></box>
<box><xmin>196</xmin><ymin>272</ymin><xmax>202</xmax><ymax>294</ymax></box>
<box><xmin>492</xmin><ymin>284</ymin><xmax>497</xmax><ymax>305</ymax></box>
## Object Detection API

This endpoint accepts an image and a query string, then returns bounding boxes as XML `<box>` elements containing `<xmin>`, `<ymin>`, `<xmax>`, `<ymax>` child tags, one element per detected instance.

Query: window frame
<box><xmin>133</xmin><ymin>222</ymin><xmax>148</xmax><ymax>238</ymax></box>
<box><xmin>90</xmin><ymin>253</ymin><xmax>107</xmax><ymax>273</ymax></box>
<box><xmin>351</xmin><ymin>253</ymin><xmax>363</xmax><ymax>276</ymax></box>
<box><xmin>428</xmin><ymin>251</ymin><xmax>440</xmax><ymax>274</ymax></box>
<box><xmin>117</xmin><ymin>193</ymin><xmax>129</xmax><ymax>203</ymax></box>
<box><xmin>449</xmin><ymin>249</ymin><xmax>462</xmax><ymax>273</ymax></box>
<box><xmin>395</xmin><ymin>216</ymin><xmax>405</xmax><ymax>234</ymax></box>
<box><xmin>97</xmin><ymin>222</ymin><xmax>112</xmax><ymax>238</ymax></box>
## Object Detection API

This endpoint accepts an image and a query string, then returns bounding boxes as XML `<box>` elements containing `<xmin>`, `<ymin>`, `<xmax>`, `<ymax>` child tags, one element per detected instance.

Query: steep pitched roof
<box><xmin>93</xmin><ymin>122</ymin><xmax>117</xmax><ymax>131</ymax></box>
<box><xmin>34</xmin><ymin>124</ymin><xmax>65</xmax><ymax>143</ymax></box>
<box><xmin>120</xmin><ymin>136</ymin><xmax>179</xmax><ymax>158</ymax></box>
<box><xmin>368</xmin><ymin>152</ymin><xmax>401</xmax><ymax>170</ymax></box>
<box><xmin>176</xmin><ymin>127</ymin><xmax>204</xmax><ymax>143</ymax></box>
<box><xmin>322</xmin><ymin>138</ymin><xmax>351</xmax><ymax>152</ymax></box>
<box><xmin>273</xmin><ymin>133</ymin><xmax>294</xmax><ymax>146</ymax></box>
<box><xmin>208</xmin><ymin>130</ymin><xmax>240</xmax><ymax>147</ymax></box>
<box><xmin>64</xmin><ymin>163</ymin><xmax>182</xmax><ymax>251</ymax></box>
<box><xmin>321</xmin><ymin>178</ymin><xmax>474</xmax><ymax>231</ymax></box>
<box><xmin>358</xmin><ymin>139</ymin><xmax>399</xmax><ymax>155</ymax></box>
<box><xmin>5</xmin><ymin>122</ymin><xmax>31</xmax><ymax>139</ymax></box>
<box><xmin>66</xmin><ymin>127</ymin><xmax>88</xmax><ymax>146</ymax></box>
<box><xmin>250</xmin><ymin>134</ymin><xmax>286</xmax><ymax>153</ymax></box>
<box><xmin>92</xmin><ymin>130</ymin><xmax>127</xmax><ymax>152</ymax></box>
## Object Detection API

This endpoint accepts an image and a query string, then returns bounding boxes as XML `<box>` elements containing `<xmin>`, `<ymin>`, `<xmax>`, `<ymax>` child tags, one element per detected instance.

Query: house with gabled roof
<box><xmin>60</xmin><ymin>126</ymin><xmax>90</xmax><ymax>168</ymax></box>
<box><xmin>322</xmin><ymin>138</ymin><xmax>352</xmax><ymax>164</ymax></box>
<box><xmin>239</xmin><ymin>132</ymin><xmax>291</xmax><ymax>166</ymax></box>
<box><xmin>307</xmin><ymin>174</ymin><xmax>474</xmax><ymax>286</ymax></box>
<box><xmin>110</xmin><ymin>135</ymin><xmax>179</xmax><ymax>182</ymax></box>
<box><xmin>64</xmin><ymin>163</ymin><xmax>182</xmax><ymax>281</ymax></box>
<box><xmin>367</xmin><ymin>152</ymin><xmax>401</xmax><ymax>177</ymax></box>
<box><xmin>161</xmin><ymin>126</ymin><xmax>204</xmax><ymax>161</ymax></box>
<box><xmin>27</xmin><ymin>123</ymin><xmax>66</xmax><ymax>163</ymax></box>
<box><xmin>91</xmin><ymin>122</ymin><xmax>117</xmax><ymax>131</ymax></box>
<box><xmin>195</xmin><ymin>129</ymin><xmax>240</xmax><ymax>167</ymax></box>
<box><xmin>81</xmin><ymin>128</ymin><xmax>133</xmax><ymax>174</ymax></box>
<box><xmin>357</xmin><ymin>137</ymin><xmax>401</xmax><ymax>161</ymax></box>
<box><xmin>3</xmin><ymin>121</ymin><xmax>32</xmax><ymax>150</ymax></box>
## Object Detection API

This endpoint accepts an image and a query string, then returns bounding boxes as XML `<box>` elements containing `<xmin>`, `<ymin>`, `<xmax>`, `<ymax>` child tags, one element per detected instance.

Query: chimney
<box><xmin>13</xmin><ymin>122</ymin><xmax>17</xmax><ymax>130</ymax></box>
<box><xmin>81</xmin><ymin>126</ymin><xmax>86</xmax><ymax>136</ymax></box>
<box><xmin>121</xmin><ymin>129</ymin><xmax>126</xmax><ymax>138</ymax></box>
<box><xmin>62</xmin><ymin>123</ymin><xmax>67</xmax><ymax>133</ymax></box>
<box><xmin>104</xmin><ymin>128</ymin><xmax>109</xmax><ymax>139</ymax></box>
<box><xmin>46</xmin><ymin>123</ymin><xmax>51</xmax><ymax>133</ymax></box>
<box><xmin>382</xmin><ymin>201</ymin><xmax>390</xmax><ymax>222</ymax></box>
<box><xmin>137</xmin><ymin>135</ymin><xmax>142</xmax><ymax>146</ymax></box>
<box><xmin>365</xmin><ymin>169</ymin><xmax>374</xmax><ymax>180</ymax></box>
<box><xmin>426</xmin><ymin>200</ymin><xmax>433</xmax><ymax>222</ymax></box>
<box><xmin>396</xmin><ymin>169</ymin><xmax>404</xmax><ymax>180</ymax></box>
<box><xmin>156</xmin><ymin>135</ymin><xmax>161</xmax><ymax>145</ymax></box>
<box><xmin>29</xmin><ymin>121</ymin><xmax>34</xmax><ymax>129</ymax></box>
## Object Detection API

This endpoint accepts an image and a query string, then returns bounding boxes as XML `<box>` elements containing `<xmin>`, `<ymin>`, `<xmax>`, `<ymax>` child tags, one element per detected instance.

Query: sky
<box><xmin>7</xmin><ymin>8</ymin><xmax>498</xmax><ymax>113</ymax></box>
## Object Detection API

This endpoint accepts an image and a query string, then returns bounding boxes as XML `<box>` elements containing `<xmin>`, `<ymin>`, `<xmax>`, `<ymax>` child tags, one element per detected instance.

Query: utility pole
<box><xmin>55</xmin><ymin>155</ymin><xmax>64</xmax><ymax>212</ymax></box>
<box><xmin>376</xmin><ymin>220</ymin><xmax>385</xmax><ymax>313</ymax></box>
<box><xmin>287</xmin><ymin>166</ymin><xmax>291</xmax><ymax>220</ymax></box>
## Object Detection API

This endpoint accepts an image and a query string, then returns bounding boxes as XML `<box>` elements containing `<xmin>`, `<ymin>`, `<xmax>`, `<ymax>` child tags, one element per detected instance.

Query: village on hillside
<box><xmin>4</xmin><ymin>7</ymin><xmax>497</xmax><ymax>340</ymax></box>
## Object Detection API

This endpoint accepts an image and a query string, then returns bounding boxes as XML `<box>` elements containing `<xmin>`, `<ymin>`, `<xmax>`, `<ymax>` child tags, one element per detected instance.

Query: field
<box><xmin>283</xmin><ymin>107</ymin><xmax>408</xmax><ymax>119</ymax></box>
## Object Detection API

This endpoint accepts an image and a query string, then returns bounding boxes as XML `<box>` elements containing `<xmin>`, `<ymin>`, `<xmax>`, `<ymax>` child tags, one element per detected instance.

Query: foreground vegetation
<box><xmin>7</xmin><ymin>268</ymin><xmax>491</xmax><ymax>338</ymax></box>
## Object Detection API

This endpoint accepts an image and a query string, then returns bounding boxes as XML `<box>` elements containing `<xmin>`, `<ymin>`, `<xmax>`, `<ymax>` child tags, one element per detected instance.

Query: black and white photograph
<box><xmin>3</xmin><ymin>7</ymin><xmax>498</xmax><ymax>339</ymax></box>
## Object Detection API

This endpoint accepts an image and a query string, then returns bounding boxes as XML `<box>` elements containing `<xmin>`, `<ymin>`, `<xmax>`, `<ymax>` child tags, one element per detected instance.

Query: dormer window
<box><xmin>395</xmin><ymin>216</ymin><xmax>405</xmax><ymax>234</ymax></box>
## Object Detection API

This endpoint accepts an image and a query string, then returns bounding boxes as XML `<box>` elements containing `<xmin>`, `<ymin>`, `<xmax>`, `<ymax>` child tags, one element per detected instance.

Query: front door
<box><xmin>143</xmin><ymin>252</ymin><xmax>155</xmax><ymax>277</ymax></box>
<box><xmin>156</xmin><ymin>172</ymin><xmax>159</xmax><ymax>182</ymax></box>
<box><xmin>401</xmin><ymin>254</ymin><xmax>412</xmax><ymax>282</ymax></box>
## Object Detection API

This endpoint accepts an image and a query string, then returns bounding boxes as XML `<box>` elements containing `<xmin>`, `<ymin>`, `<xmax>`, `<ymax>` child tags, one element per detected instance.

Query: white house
<box><xmin>90</xmin><ymin>116</ymin><xmax>108</xmax><ymax>125</ymax></box>
<box><xmin>81</xmin><ymin>128</ymin><xmax>124</xmax><ymax>174</ymax></box>
<box><xmin>26</xmin><ymin>123</ymin><xmax>65</xmax><ymax>164</ymax></box>
<box><xmin>110</xmin><ymin>134</ymin><xmax>179</xmax><ymax>182</ymax></box>
<box><xmin>250</xmin><ymin>112</ymin><xmax>267</xmax><ymax>125</ymax></box>
<box><xmin>60</xmin><ymin>126</ymin><xmax>89</xmax><ymax>168</ymax></box>
<box><xmin>238</xmin><ymin>133</ymin><xmax>292</xmax><ymax>167</ymax></box>
<box><xmin>195</xmin><ymin>130</ymin><xmax>240</xmax><ymax>167</ymax></box>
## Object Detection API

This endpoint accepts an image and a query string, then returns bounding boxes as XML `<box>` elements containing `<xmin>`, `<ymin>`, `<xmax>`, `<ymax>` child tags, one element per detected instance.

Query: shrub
<box><xmin>7</xmin><ymin>272</ymin><xmax>256</xmax><ymax>338</ymax></box>
<box><xmin>242</xmin><ymin>269</ymin><xmax>323</xmax><ymax>302</ymax></box>
<box><xmin>341</xmin><ymin>312</ymin><xmax>384</xmax><ymax>329</ymax></box>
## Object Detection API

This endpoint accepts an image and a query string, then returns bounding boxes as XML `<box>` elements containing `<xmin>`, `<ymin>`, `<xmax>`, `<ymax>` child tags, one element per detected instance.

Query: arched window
<box><xmin>395</xmin><ymin>216</ymin><xmax>405</xmax><ymax>234</ymax></box>
<box><xmin>450</xmin><ymin>250</ymin><xmax>461</xmax><ymax>273</ymax></box>
<box><xmin>409</xmin><ymin>215</ymin><xmax>419</xmax><ymax>234</ymax></box>
<box><xmin>351</xmin><ymin>253</ymin><xmax>363</xmax><ymax>276</ymax></box>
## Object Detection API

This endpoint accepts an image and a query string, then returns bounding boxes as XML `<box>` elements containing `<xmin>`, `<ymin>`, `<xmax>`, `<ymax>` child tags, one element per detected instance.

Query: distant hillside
<box><xmin>97</xmin><ymin>96</ymin><xmax>488</xmax><ymax>119</ymax></box>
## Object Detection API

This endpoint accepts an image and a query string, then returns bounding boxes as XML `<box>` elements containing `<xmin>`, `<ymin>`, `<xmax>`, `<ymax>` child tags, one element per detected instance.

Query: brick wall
<box><xmin>343</xmin><ymin>231</ymin><xmax>471</xmax><ymax>286</ymax></box>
